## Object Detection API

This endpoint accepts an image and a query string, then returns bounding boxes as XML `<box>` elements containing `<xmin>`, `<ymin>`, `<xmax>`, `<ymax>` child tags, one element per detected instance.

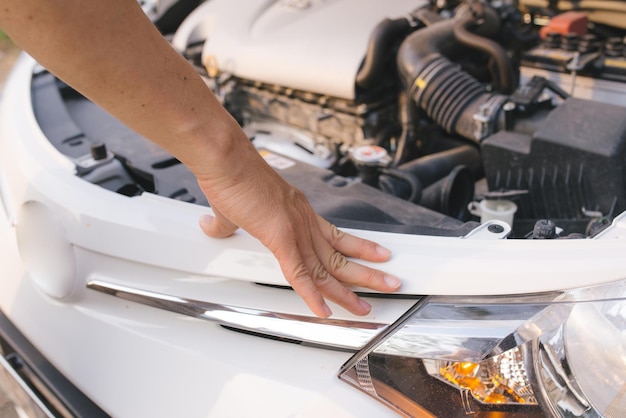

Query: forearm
<box><xmin>0</xmin><ymin>0</ymin><xmax>399</xmax><ymax>318</ymax></box>
<box><xmin>0</xmin><ymin>0</ymin><xmax>239</xmax><ymax>177</ymax></box>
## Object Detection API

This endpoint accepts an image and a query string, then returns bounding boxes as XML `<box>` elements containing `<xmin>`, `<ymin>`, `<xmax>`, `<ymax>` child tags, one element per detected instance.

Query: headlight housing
<box><xmin>339</xmin><ymin>279</ymin><xmax>626</xmax><ymax>417</ymax></box>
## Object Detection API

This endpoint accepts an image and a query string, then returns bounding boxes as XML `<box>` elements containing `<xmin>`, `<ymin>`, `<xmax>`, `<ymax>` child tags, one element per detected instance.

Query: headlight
<box><xmin>339</xmin><ymin>279</ymin><xmax>626</xmax><ymax>417</ymax></box>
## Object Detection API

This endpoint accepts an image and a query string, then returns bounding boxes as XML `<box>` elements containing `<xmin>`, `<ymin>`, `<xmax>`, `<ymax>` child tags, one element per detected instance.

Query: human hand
<box><xmin>195</xmin><ymin>141</ymin><xmax>401</xmax><ymax>318</ymax></box>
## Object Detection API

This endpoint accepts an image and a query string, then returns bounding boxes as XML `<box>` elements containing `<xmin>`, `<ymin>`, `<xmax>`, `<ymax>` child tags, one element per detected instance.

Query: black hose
<box><xmin>396</xmin><ymin>16</ymin><xmax>458</xmax><ymax>84</ymax></box>
<box><xmin>420</xmin><ymin>165</ymin><xmax>475</xmax><ymax>220</ymax></box>
<box><xmin>414</xmin><ymin>8</ymin><xmax>445</xmax><ymax>26</ymax></box>
<box><xmin>453</xmin><ymin>10</ymin><xmax>515</xmax><ymax>93</ymax></box>
<box><xmin>379</xmin><ymin>145</ymin><xmax>481</xmax><ymax>201</ymax></box>
<box><xmin>399</xmin><ymin>145</ymin><xmax>481</xmax><ymax>186</ymax></box>
<box><xmin>504</xmin><ymin>21</ymin><xmax>540</xmax><ymax>45</ymax></box>
<box><xmin>380</xmin><ymin>168</ymin><xmax>422</xmax><ymax>203</ymax></box>
<box><xmin>356</xmin><ymin>17</ymin><xmax>413</xmax><ymax>89</ymax></box>
<box><xmin>396</xmin><ymin>5</ymin><xmax>509</xmax><ymax>141</ymax></box>
<box><xmin>392</xmin><ymin>91</ymin><xmax>419</xmax><ymax>167</ymax></box>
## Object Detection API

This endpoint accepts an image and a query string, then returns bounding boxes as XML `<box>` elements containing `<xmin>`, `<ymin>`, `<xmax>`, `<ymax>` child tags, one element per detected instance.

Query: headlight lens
<box><xmin>339</xmin><ymin>279</ymin><xmax>626</xmax><ymax>417</ymax></box>
<box><xmin>423</xmin><ymin>345</ymin><xmax>536</xmax><ymax>406</ymax></box>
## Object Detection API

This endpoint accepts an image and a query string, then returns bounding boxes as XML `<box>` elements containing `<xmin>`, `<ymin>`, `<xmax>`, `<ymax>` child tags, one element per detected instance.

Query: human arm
<box><xmin>0</xmin><ymin>0</ymin><xmax>401</xmax><ymax>317</ymax></box>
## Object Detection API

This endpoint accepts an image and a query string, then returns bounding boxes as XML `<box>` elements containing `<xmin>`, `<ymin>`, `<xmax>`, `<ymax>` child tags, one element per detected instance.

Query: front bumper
<box><xmin>0</xmin><ymin>347</ymin><xmax>55</xmax><ymax>418</ymax></box>
<box><xmin>0</xmin><ymin>309</ymin><xmax>107</xmax><ymax>418</ymax></box>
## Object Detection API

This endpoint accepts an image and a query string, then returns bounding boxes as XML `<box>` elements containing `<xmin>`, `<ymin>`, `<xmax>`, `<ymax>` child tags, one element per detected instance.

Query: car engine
<box><xmin>32</xmin><ymin>0</ymin><xmax>626</xmax><ymax>238</ymax></box>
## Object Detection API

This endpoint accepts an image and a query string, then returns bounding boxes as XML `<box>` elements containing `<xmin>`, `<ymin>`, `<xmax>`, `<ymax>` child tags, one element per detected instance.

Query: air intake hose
<box><xmin>378</xmin><ymin>145</ymin><xmax>481</xmax><ymax>220</ymax></box>
<box><xmin>396</xmin><ymin>4</ymin><xmax>511</xmax><ymax>142</ymax></box>
<box><xmin>356</xmin><ymin>17</ymin><xmax>414</xmax><ymax>89</ymax></box>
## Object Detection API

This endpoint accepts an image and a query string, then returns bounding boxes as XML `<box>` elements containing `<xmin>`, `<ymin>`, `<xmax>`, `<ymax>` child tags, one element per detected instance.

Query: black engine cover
<box><xmin>482</xmin><ymin>98</ymin><xmax>626</xmax><ymax>224</ymax></box>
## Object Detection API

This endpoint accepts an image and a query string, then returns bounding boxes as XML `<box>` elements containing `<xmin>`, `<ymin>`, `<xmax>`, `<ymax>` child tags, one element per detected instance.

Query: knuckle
<box><xmin>286</xmin><ymin>262</ymin><xmax>321</xmax><ymax>298</ymax></box>
<box><xmin>329</xmin><ymin>223</ymin><xmax>346</xmax><ymax>244</ymax></box>
<box><xmin>289</xmin><ymin>262</ymin><xmax>310</xmax><ymax>286</ymax></box>
<box><xmin>311</xmin><ymin>262</ymin><xmax>332</xmax><ymax>286</ymax></box>
<box><xmin>328</xmin><ymin>250</ymin><xmax>348</xmax><ymax>272</ymax></box>
<box><xmin>363</xmin><ymin>267</ymin><xmax>383</xmax><ymax>287</ymax></box>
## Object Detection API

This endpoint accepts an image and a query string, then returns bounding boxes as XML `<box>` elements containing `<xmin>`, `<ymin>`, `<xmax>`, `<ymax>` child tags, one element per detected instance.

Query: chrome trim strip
<box><xmin>87</xmin><ymin>280</ymin><xmax>388</xmax><ymax>351</ymax></box>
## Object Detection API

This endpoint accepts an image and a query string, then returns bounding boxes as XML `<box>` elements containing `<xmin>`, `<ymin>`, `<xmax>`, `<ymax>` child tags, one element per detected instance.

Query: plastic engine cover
<box><xmin>481</xmin><ymin>98</ymin><xmax>626</xmax><ymax>225</ymax></box>
<box><xmin>171</xmin><ymin>0</ymin><xmax>425</xmax><ymax>99</ymax></box>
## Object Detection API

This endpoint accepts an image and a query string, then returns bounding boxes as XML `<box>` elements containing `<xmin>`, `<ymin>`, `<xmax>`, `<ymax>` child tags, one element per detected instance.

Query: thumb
<box><xmin>199</xmin><ymin>207</ymin><xmax>239</xmax><ymax>238</ymax></box>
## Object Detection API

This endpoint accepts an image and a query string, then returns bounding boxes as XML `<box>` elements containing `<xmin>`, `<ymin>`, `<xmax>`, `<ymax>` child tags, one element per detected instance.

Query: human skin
<box><xmin>0</xmin><ymin>0</ymin><xmax>402</xmax><ymax>317</ymax></box>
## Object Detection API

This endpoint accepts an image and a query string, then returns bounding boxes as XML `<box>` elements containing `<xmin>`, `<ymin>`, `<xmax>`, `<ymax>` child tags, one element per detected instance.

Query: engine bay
<box><xmin>32</xmin><ymin>0</ymin><xmax>626</xmax><ymax>239</ymax></box>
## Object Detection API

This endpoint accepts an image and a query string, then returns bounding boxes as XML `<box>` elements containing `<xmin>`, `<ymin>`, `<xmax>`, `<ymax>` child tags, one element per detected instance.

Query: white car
<box><xmin>1</xmin><ymin>0</ymin><xmax>625</xmax><ymax>417</ymax></box>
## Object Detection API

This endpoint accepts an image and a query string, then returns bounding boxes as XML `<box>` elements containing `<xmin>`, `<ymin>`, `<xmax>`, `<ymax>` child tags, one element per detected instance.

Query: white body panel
<box><xmin>172</xmin><ymin>0</ymin><xmax>424</xmax><ymax>99</ymax></box>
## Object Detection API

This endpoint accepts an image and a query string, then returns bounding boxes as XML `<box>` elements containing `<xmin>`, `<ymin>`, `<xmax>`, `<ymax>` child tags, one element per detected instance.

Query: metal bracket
<box><xmin>463</xmin><ymin>220</ymin><xmax>511</xmax><ymax>240</ymax></box>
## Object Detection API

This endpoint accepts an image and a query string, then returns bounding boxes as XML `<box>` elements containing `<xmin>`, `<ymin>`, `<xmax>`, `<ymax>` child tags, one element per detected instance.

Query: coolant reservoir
<box><xmin>468</xmin><ymin>198</ymin><xmax>517</xmax><ymax>227</ymax></box>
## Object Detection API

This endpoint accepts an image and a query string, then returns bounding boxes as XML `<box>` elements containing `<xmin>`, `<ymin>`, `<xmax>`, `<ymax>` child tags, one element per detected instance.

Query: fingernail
<box><xmin>376</xmin><ymin>245</ymin><xmax>392</xmax><ymax>258</ymax></box>
<box><xmin>359</xmin><ymin>298</ymin><xmax>372</xmax><ymax>313</ymax></box>
<box><xmin>321</xmin><ymin>303</ymin><xmax>333</xmax><ymax>318</ymax></box>
<box><xmin>198</xmin><ymin>214</ymin><xmax>213</xmax><ymax>226</ymax></box>
<box><xmin>384</xmin><ymin>275</ymin><xmax>402</xmax><ymax>289</ymax></box>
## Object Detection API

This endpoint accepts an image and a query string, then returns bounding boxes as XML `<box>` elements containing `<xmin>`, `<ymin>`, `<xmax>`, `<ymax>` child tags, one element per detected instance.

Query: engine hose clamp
<box><xmin>472</xmin><ymin>94</ymin><xmax>508</xmax><ymax>141</ymax></box>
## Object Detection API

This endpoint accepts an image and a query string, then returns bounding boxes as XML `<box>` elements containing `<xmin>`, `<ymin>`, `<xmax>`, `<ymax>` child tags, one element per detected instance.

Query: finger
<box><xmin>269</xmin><ymin>223</ymin><xmax>334</xmax><ymax>318</ymax></box>
<box><xmin>313</xmin><ymin>229</ymin><xmax>402</xmax><ymax>293</ymax></box>
<box><xmin>287</xmin><ymin>222</ymin><xmax>373</xmax><ymax>316</ymax></box>
<box><xmin>317</xmin><ymin>216</ymin><xmax>392</xmax><ymax>262</ymax></box>
<box><xmin>198</xmin><ymin>207</ymin><xmax>239</xmax><ymax>238</ymax></box>
<box><xmin>281</xmin><ymin>215</ymin><xmax>399</xmax><ymax>316</ymax></box>
<box><xmin>301</xmin><ymin>244</ymin><xmax>372</xmax><ymax>316</ymax></box>
<box><xmin>277</xmin><ymin>248</ymin><xmax>334</xmax><ymax>318</ymax></box>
